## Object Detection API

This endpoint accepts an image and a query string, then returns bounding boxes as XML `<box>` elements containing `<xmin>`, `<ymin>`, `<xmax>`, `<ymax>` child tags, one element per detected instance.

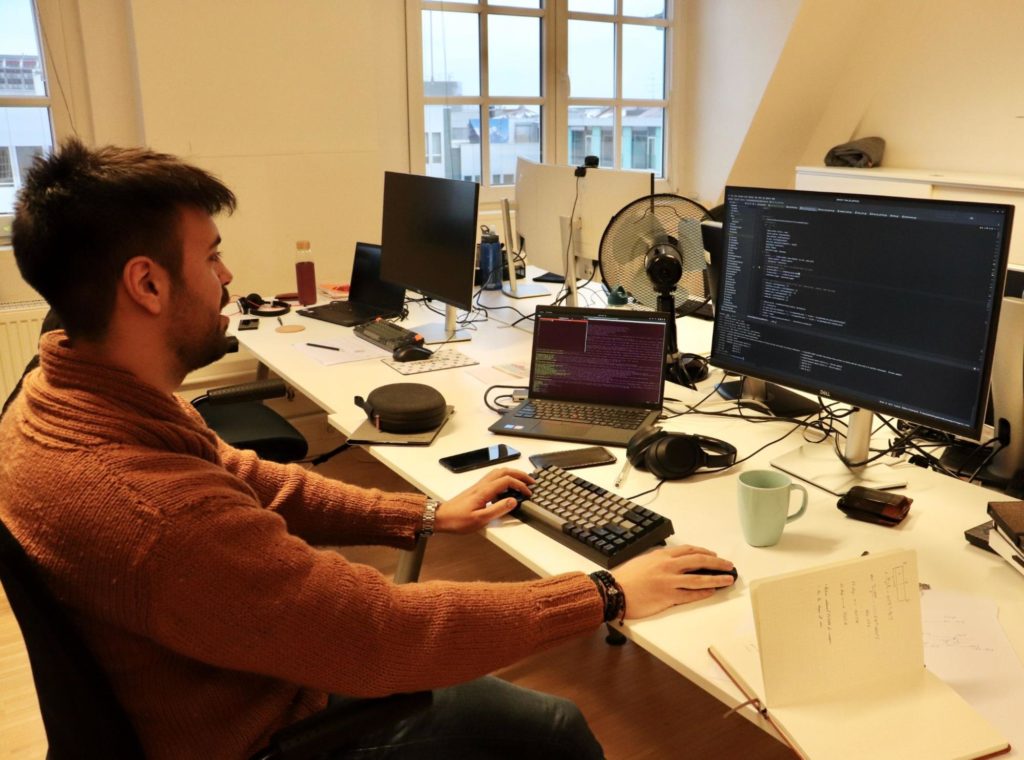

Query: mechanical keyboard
<box><xmin>353</xmin><ymin>319</ymin><xmax>424</xmax><ymax>351</ymax></box>
<box><xmin>502</xmin><ymin>466</ymin><xmax>674</xmax><ymax>568</ymax></box>
<box><xmin>514</xmin><ymin>400</ymin><xmax>650</xmax><ymax>430</ymax></box>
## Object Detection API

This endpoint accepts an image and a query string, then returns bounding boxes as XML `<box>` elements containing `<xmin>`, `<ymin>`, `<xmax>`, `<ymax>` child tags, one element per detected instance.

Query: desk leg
<box><xmin>394</xmin><ymin>535</ymin><xmax>428</xmax><ymax>584</ymax></box>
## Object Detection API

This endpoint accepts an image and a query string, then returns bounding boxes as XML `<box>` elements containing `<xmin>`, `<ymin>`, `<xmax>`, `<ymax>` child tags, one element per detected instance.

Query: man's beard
<box><xmin>170</xmin><ymin>286</ymin><xmax>233</xmax><ymax>375</ymax></box>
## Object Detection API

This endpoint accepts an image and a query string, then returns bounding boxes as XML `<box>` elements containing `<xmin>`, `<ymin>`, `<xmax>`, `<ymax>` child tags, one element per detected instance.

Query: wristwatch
<box><xmin>419</xmin><ymin>498</ymin><xmax>440</xmax><ymax>537</ymax></box>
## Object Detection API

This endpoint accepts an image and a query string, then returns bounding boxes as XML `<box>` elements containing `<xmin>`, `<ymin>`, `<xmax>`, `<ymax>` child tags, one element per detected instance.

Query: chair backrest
<box><xmin>0</xmin><ymin>515</ymin><xmax>145</xmax><ymax>759</ymax></box>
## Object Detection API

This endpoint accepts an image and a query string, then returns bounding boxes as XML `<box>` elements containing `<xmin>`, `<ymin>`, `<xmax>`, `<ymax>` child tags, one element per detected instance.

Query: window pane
<box><xmin>621</xmin><ymin>107</ymin><xmax>663</xmax><ymax>177</ymax></box>
<box><xmin>623</xmin><ymin>0</ymin><xmax>666</xmax><ymax>18</ymax></box>
<box><xmin>0</xmin><ymin>106</ymin><xmax>53</xmax><ymax>213</ymax></box>
<box><xmin>622</xmin><ymin>24</ymin><xmax>664</xmax><ymax>99</ymax></box>
<box><xmin>488</xmin><ymin>0</ymin><xmax>540</xmax><ymax>8</ymax></box>
<box><xmin>568</xmin><ymin>106</ymin><xmax>614</xmax><ymax>167</ymax></box>
<box><xmin>568</xmin><ymin>0</ymin><xmax>614</xmax><ymax>14</ymax></box>
<box><xmin>1</xmin><ymin>1</ymin><xmax>47</xmax><ymax>97</ymax></box>
<box><xmin>568</xmin><ymin>20</ymin><xmax>614</xmax><ymax>99</ymax></box>
<box><xmin>489</xmin><ymin>15</ymin><xmax>540</xmax><ymax>97</ymax></box>
<box><xmin>423</xmin><ymin>104</ymin><xmax>481</xmax><ymax>182</ymax></box>
<box><xmin>490</xmin><ymin>104</ymin><xmax>540</xmax><ymax>185</ymax></box>
<box><xmin>422</xmin><ymin>10</ymin><xmax>479</xmax><ymax>97</ymax></box>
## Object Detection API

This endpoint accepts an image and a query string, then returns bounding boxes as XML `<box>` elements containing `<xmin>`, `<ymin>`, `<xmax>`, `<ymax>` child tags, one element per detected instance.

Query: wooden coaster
<box><xmin>275</xmin><ymin>324</ymin><xmax>305</xmax><ymax>333</ymax></box>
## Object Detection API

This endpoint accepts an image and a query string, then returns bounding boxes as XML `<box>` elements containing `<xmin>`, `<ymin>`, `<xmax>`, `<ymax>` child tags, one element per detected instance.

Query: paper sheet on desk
<box><xmin>292</xmin><ymin>335</ymin><xmax>385</xmax><ymax>365</ymax></box>
<box><xmin>922</xmin><ymin>590</ymin><xmax>1024</xmax><ymax>754</ymax></box>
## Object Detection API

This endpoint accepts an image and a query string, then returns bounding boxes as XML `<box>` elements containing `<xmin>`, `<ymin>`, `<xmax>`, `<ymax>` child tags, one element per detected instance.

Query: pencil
<box><xmin>307</xmin><ymin>342</ymin><xmax>339</xmax><ymax>351</ymax></box>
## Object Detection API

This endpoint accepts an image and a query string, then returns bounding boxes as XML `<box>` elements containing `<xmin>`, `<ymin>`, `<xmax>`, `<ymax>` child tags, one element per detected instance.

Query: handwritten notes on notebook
<box><xmin>709</xmin><ymin>550</ymin><xmax>1010</xmax><ymax>760</ymax></box>
<box><xmin>754</xmin><ymin>550</ymin><xmax>922</xmax><ymax>707</ymax></box>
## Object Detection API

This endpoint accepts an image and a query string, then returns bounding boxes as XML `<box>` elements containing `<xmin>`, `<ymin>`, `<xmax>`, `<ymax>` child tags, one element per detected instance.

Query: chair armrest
<box><xmin>198</xmin><ymin>379</ymin><xmax>288</xmax><ymax>406</ymax></box>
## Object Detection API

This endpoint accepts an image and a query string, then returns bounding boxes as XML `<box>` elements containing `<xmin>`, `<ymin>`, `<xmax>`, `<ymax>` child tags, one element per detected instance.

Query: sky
<box><xmin>0</xmin><ymin>0</ymin><xmax>40</xmax><ymax>56</ymax></box>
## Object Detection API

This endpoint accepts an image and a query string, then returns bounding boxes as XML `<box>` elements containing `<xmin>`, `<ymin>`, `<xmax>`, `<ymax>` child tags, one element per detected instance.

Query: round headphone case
<box><xmin>354</xmin><ymin>383</ymin><xmax>447</xmax><ymax>433</ymax></box>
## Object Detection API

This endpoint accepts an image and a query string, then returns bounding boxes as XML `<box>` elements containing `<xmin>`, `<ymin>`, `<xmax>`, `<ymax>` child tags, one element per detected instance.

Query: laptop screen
<box><xmin>349</xmin><ymin>242</ymin><xmax>405</xmax><ymax>312</ymax></box>
<box><xmin>528</xmin><ymin>306</ymin><xmax>668</xmax><ymax>408</ymax></box>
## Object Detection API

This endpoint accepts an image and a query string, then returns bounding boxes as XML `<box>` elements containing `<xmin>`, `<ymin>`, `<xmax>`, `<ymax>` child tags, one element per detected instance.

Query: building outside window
<box><xmin>1</xmin><ymin>0</ymin><xmax>55</xmax><ymax>241</ymax></box>
<box><xmin>408</xmin><ymin>0</ymin><xmax>670</xmax><ymax>201</ymax></box>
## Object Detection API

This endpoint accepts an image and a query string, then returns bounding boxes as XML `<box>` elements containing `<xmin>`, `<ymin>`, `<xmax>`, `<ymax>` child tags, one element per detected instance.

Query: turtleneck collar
<box><xmin>20</xmin><ymin>330</ymin><xmax>221</xmax><ymax>462</ymax></box>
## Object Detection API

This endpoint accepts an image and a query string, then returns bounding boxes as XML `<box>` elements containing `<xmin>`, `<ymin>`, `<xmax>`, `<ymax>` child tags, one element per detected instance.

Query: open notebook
<box><xmin>709</xmin><ymin>550</ymin><xmax>1009</xmax><ymax>760</ymax></box>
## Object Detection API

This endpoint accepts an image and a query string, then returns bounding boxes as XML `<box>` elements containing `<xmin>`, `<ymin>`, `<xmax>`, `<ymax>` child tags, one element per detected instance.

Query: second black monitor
<box><xmin>380</xmin><ymin>171</ymin><xmax>479</xmax><ymax>342</ymax></box>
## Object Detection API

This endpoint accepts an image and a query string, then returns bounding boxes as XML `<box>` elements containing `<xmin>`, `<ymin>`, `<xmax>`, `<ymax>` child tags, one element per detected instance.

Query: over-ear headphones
<box><xmin>239</xmin><ymin>293</ymin><xmax>291</xmax><ymax>317</ymax></box>
<box><xmin>626</xmin><ymin>425</ymin><xmax>736</xmax><ymax>480</ymax></box>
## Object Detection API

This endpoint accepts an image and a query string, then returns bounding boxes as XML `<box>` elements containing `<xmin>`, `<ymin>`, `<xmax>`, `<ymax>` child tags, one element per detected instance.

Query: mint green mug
<box><xmin>737</xmin><ymin>470</ymin><xmax>808</xmax><ymax>547</ymax></box>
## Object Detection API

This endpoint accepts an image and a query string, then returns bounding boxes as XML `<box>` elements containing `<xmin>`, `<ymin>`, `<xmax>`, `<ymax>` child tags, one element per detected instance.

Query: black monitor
<box><xmin>380</xmin><ymin>171</ymin><xmax>479</xmax><ymax>343</ymax></box>
<box><xmin>710</xmin><ymin>186</ymin><xmax>1014</xmax><ymax>494</ymax></box>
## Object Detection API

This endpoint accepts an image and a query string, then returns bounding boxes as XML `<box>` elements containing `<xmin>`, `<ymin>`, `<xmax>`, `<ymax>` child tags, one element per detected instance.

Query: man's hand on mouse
<box><xmin>614</xmin><ymin>544</ymin><xmax>736</xmax><ymax>620</ymax></box>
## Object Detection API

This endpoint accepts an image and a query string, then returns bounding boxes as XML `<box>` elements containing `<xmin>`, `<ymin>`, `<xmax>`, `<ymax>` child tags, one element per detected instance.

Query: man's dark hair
<box><xmin>12</xmin><ymin>138</ymin><xmax>237</xmax><ymax>340</ymax></box>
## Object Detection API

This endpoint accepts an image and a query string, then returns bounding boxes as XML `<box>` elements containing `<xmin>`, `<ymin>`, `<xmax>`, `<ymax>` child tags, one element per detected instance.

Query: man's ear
<box><xmin>121</xmin><ymin>256</ymin><xmax>169</xmax><ymax>316</ymax></box>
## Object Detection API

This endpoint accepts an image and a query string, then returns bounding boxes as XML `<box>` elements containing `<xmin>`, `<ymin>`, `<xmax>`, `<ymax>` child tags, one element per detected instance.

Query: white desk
<box><xmin>232</xmin><ymin>296</ymin><xmax>1024</xmax><ymax>753</ymax></box>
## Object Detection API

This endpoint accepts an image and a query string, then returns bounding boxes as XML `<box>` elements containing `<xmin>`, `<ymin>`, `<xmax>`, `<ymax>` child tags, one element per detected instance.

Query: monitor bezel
<box><xmin>379</xmin><ymin>171</ymin><xmax>479</xmax><ymax>313</ymax></box>
<box><xmin>709</xmin><ymin>185</ymin><xmax>1014</xmax><ymax>440</ymax></box>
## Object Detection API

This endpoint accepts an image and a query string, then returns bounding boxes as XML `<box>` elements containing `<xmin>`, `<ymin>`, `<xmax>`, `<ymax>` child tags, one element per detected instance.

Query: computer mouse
<box><xmin>687</xmin><ymin>566</ymin><xmax>739</xmax><ymax>581</ymax></box>
<box><xmin>392</xmin><ymin>344</ymin><xmax>433</xmax><ymax>362</ymax></box>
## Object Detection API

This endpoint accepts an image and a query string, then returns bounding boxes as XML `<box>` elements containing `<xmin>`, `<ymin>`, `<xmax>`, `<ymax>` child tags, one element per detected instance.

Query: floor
<box><xmin>0</xmin><ymin>445</ymin><xmax>792</xmax><ymax>759</ymax></box>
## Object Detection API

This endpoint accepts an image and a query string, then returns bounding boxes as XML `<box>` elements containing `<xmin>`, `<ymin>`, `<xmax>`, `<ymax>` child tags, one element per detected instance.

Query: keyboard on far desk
<box><xmin>353</xmin><ymin>319</ymin><xmax>424</xmax><ymax>351</ymax></box>
<box><xmin>503</xmin><ymin>466</ymin><xmax>674</xmax><ymax>568</ymax></box>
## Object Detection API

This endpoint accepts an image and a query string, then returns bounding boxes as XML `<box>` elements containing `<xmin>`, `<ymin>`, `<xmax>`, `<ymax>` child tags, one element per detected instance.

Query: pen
<box><xmin>307</xmin><ymin>342</ymin><xmax>339</xmax><ymax>351</ymax></box>
<box><xmin>277</xmin><ymin>316</ymin><xmax>284</xmax><ymax>326</ymax></box>
<box><xmin>614</xmin><ymin>460</ymin><xmax>632</xmax><ymax>488</ymax></box>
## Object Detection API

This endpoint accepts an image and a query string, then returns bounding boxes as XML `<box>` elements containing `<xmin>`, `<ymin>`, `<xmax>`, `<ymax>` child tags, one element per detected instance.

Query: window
<box><xmin>1</xmin><ymin>0</ymin><xmax>56</xmax><ymax>241</ymax></box>
<box><xmin>407</xmin><ymin>0</ymin><xmax>671</xmax><ymax>200</ymax></box>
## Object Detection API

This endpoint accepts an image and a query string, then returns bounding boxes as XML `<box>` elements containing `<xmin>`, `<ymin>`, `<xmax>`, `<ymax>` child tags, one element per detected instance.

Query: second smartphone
<box><xmin>439</xmin><ymin>444</ymin><xmax>520</xmax><ymax>473</ymax></box>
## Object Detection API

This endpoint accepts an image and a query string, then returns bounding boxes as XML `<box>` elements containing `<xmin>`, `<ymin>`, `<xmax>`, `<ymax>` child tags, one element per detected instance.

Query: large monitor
<box><xmin>380</xmin><ymin>171</ymin><xmax>479</xmax><ymax>343</ymax></box>
<box><xmin>710</xmin><ymin>186</ymin><xmax>1014</xmax><ymax>494</ymax></box>
<box><xmin>514</xmin><ymin>158</ymin><xmax>652</xmax><ymax>300</ymax></box>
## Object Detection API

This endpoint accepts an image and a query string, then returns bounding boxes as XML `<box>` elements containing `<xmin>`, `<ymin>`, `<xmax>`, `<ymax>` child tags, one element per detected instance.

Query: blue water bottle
<box><xmin>478</xmin><ymin>226</ymin><xmax>502</xmax><ymax>290</ymax></box>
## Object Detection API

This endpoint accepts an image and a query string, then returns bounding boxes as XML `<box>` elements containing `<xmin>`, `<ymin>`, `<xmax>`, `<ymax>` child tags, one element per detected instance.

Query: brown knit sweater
<box><xmin>0</xmin><ymin>331</ymin><xmax>603</xmax><ymax>759</ymax></box>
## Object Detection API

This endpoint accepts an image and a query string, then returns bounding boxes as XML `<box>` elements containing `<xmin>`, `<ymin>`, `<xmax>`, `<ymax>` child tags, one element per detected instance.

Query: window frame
<box><xmin>406</xmin><ymin>0</ymin><xmax>676</xmax><ymax>207</ymax></box>
<box><xmin>0</xmin><ymin>0</ymin><xmax>60</xmax><ymax>244</ymax></box>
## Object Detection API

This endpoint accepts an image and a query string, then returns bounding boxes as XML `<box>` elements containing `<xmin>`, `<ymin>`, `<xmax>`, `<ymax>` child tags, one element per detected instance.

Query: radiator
<box><xmin>0</xmin><ymin>300</ymin><xmax>49</xmax><ymax>403</ymax></box>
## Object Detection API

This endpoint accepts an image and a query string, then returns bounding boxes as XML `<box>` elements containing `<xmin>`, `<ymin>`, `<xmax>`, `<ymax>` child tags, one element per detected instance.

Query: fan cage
<box><xmin>598</xmin><ymin>193</ymin><xmax>710</xmax><ymax>310</ymax></box>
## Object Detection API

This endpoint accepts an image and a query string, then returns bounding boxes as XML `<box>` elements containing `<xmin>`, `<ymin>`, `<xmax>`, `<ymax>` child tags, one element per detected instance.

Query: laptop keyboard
<box><xmin>503</xmin><ymin>466</ymin><xmax>674</xmax><ymax>568</ymax></box>
<box><xmin>515</xmin><ymin>400</ymin><xmax>650</xmax><ymax>429</ymax></box>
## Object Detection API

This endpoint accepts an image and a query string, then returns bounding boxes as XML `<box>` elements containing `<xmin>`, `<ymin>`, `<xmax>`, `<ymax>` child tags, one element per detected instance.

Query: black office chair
<box><xmin>0</xmin><ymin>513</ymin><xmax>430</xmax><ymax>760</ymax></box>
<box><xmin>192</xmin><ymin>378</ymin><xmax>308</xmax><ymax>463</ymax></box>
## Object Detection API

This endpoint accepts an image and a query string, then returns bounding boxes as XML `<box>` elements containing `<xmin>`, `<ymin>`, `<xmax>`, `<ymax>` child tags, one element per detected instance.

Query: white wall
<box><xmin>124</xmin><ymin>0</ymin><xmax>410</xmax><ymax>297</ymax></box>
<box><xmin>677</xmin><ymin>0</ymin><xmax>801</xmax><ymax>206</ymax></box>
<box><xmin>724</xmin><ymin>0</ymin><xmax>1024</xmax><ymax>192</ymax></box>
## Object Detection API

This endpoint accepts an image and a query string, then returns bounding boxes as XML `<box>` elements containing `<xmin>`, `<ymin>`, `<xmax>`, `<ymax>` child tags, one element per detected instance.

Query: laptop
<box><xmin>297</xmin><ymin>242</ymin><xmax>404</xmax><ymax>327</ymax></box>
<box><xmin>488</xmin><ymin>305</ymin><xmax>669</xmax><ymax>446</ymax></box>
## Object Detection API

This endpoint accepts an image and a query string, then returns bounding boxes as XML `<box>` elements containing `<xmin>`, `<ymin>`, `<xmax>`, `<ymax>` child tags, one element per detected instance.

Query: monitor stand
<box><xmin>717</xmin><ymin>377</ymin><xmax>820</xmax><ymax>418</ymax></box>
<box><xmin>410</xmin><ymin>304</ymin><xmax>470</xmax><ymax>344</ymax></box>
<box><xmin>771</xmin><ymin>408</ymin><xmax>906</xmax><ymax>496</ymax></box>
<box><xmin>499</xmin><ymin>199</ymin><xmax>547</xmax><ymax>299</ymax></box>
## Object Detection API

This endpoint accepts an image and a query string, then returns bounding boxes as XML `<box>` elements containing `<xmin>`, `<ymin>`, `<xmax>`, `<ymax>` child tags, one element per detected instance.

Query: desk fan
<box><xmin>597</xmin><ymin>193</ymin><xmax>710</xmax><ymax>387</ymax></box>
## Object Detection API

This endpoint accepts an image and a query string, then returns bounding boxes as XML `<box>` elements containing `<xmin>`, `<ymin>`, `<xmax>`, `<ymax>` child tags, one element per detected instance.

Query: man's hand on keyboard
<box><xmin>614</xmin><ymin>544</ymin><xmax>736</xmax><ymax>620</ymax></box>
<box><xmin>434</xmin><ymin>468</ymin><xmax>535</xmax><ymax>535</ymax></box>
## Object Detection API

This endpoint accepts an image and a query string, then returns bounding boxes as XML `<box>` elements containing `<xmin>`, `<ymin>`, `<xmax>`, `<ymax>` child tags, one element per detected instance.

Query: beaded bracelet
<box><xmin>589</xmin><ymin>570</ymin><xmax>626</xmax><ymax>623</ymax></box>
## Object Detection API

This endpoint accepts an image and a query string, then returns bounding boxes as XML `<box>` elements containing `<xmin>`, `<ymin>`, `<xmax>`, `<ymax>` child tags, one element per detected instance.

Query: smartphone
<box><xmin>529</xmin><ymin>446</ymin><xmax>616</xmax><ymax>471</ymax></box>
<box><xmin>238</xmin><ymin>318</ymin><xmax>260</xmax><ymax>331</ymax></box>
<box><xmin>439</xmin><ymin>444</ymin><xmax>520</xmax><ymax>473</ymax></box>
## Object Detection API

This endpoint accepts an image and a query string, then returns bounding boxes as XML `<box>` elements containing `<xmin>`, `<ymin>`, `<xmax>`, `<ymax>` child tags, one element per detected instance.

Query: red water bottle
<box><xmin>295</xmin><ymin>240</ymin><xmax>317</xmax><ymax>306</ymax></box>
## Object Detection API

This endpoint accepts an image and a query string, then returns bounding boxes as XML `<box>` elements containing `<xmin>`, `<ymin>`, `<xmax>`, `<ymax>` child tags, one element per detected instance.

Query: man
<box><xmin>0</xmin><ymin>139</ymin><xmax>735</xmax><ymax>759</ymax></box>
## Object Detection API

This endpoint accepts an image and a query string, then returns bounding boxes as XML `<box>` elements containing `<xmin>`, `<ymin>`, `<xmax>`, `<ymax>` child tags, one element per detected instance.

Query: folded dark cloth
<box><xmin>824</xmin><ymin>136</ymin><xmax>886</xmax><ymax>168</ymax></box>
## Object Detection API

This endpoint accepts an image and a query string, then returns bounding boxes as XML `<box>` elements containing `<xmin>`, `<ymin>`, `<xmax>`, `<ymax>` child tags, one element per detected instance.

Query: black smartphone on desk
<box><xmin>439</xmin><ymin>445</ymin><xmax>520</xmax><ymax>473</ymax></box>
<box><xmin>529</xmin><ymin>446</ymin><xmax>616</xmax><ymax>471</ymax></box>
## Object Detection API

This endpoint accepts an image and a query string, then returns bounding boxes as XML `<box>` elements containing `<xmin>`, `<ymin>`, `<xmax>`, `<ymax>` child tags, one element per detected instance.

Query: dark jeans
<box><xmin>316</xmin><ymin>676</ymin><xmax>604</xmax><ymax>759</ymax></box>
